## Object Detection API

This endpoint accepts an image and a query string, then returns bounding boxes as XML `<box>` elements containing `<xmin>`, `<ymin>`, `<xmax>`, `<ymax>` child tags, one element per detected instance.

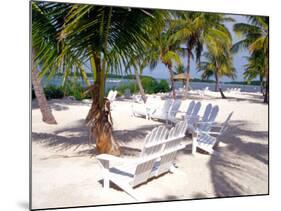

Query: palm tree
<box><xmin>198</xmin><ymin>51</ymin><xmax>236</xmax><ymax>97</ymax></box>
<box><xmin>32</xmin><ymin>2</ymin><xmax>167</xmax><ymax>155</ymax></box>
<box><xmin>170</xmin><ymin>12</ymin><xmax>234</xmax><ymax>98</ymax></box>
<box><xmin>243</xmin><ymin>50</ymin><xmax>266</xmax><ymax>93</ymax></box>
<box><xmin>148</xmin><ymin>20</ymin><xmax>182</xmax><ymax>99</ymax></box>
<box><xmin>31</xmin><ymin>53</ymin><xmax>57</xmax><ymax>124</ymax></box>
<box><xmin>198</xmin><ymin>24</ymin><xmax>235</xmax><ymax>98</ymax></box>
<box><xmin>31</xmin><ymin>2</ymin><xmax>61</xmax><ymax>124</ymax></box>
<box><xmin>232</xmin><ymin>16</ymin><xmax>269</xmax><ymax>103</ymax></box>
<box><xmin>32</xmin><ymin>2</ymin><xmax>92</xmax><ymax>124</ymax></box>
<box><xmin>125</xmin><ymin>52</ymin><xmax>152</xmax><ymax>103</ymax></box>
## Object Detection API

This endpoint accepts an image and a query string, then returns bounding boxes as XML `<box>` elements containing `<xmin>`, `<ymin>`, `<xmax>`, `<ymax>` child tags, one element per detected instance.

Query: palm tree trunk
<box><xmin>168</xmin><ymin>64</ymin><xmax>176</xmax><ymax>99</ymax></box>
<box><xmin>264</xmin><ymin>71</ymin><xmax>269</xmax><ymax>103</ymax></box>
<box><xmin>214</xmin><ymin>70</ymin><xmax>226</xmax><ymax>98</ymax></box>
<box><xmin>135</xmin><ymin>68</ymin><xmax>147</xmax><ymax>103</ymax></box>
<box><xmin>259</xmin><ymin>75</ymin><xmax>264</xmax><ymax>94</ymax></box>
<box><xmin>86</xmin><ymin>54</ymin><xmax>120</xmax><ymax>156</ymax></box>
<box><xmin>184</xmin><ymin>50</ymin><xmax>192</xmax><ymax>98</ymax></box>
<box><xmin>214</xmin><ymin>71</ymin><xmax>219</xmax><ymax>92</ymax></box>
<box><xmin>32</xmin><ymin>66</ymin><xmax>57</xmax><ymax>124</ymax></box>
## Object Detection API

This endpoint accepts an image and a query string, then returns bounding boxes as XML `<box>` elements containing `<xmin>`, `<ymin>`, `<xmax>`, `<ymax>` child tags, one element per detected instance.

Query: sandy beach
<box><xmin>31</xmin><ymin>90</ymin><xmax>268</xmax><ymax>209</ymax></box>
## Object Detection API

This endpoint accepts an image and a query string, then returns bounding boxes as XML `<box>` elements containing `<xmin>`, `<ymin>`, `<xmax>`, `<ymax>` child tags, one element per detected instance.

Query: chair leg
<box><xmin>110</xmin><ymin>178</ymin><xmax>144</xmax><ymax>201</ymax></box>
<box><xmin>169</xmin><ymin>165</ymin><xmax>186</xmax><ymax>176</ymax></box>
<box><xmin>192</xmin><ymin>134</ymin><xmax>198</xmax><ymax>155</ymax></box>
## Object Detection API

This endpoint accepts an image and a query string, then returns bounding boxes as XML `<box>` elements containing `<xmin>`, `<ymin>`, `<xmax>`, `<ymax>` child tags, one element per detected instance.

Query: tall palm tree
<box><xmin>232</xmin><ymin>16</ymin><xmax>269</xmax><ymax>103</ymax></box>
<box><xmin>32</xmin><ymin>2</ymin><xmax>92</xmax><ymax>124</ymax></box>
<box><xmin>198</xmin><ymin>24</ymin><xmax>235</xmax><ymax>98</ymax></box>
<box><xmin>170</xmin><ymin>12</ymin><xmax>234</xmax><ymax>97</ymax></box>
<box><xmin>198</xmin><ymin>52</ymin><xmax>236</xmax><ymax>94</ymax></box>
<box><xmin>243</xmin><ymin>50</ymin><xmax>265</xmax><ymax>93</ymax></box>
<box><xmin>33</xmin><ymin>2</ymin><xmax>167</xmax><ymax>155</ymax></box>
<box><xmin>126</xmin><ymin>55</ymin><xmax>149</xmax><ymax>103</ymax></box>
<box><xmin>32</xmin><ymin>52</ymin><xmax>57</xmax><ymax>124</ymax></box>
<box><xmin>31</xmin><ymin>2</ymin><xmax>61</xmax><ymax>125</ymax></box>
<box><xmin>148</xmin><ymin>20</ymin><xmax>183</xmax><ymax>99</ymax></box>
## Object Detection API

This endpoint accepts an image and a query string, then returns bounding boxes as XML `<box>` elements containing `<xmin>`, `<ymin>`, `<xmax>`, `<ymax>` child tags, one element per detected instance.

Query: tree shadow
<box><xmin>32</xmin><ymin>119</ymin><xmax>90</xmax><ymax>153</ymax></box>
<box><xmin>32</xmin><ymin>118</ymin><xmax>165</xmax><ymax>158</ymax></box>
<box><xmin>207</xmin><ymin>92</ymin><xmax>265</xmax><ymax>104</ymax></box>
<box><xmin>32</xmin><ymin>98</ymin><xmax>90</xmax><ymax>110</ymax></box>
<box><xmin>208</xmin><ymin>120</ymin><xmax>268</xmax><ymax>197</ymax></box>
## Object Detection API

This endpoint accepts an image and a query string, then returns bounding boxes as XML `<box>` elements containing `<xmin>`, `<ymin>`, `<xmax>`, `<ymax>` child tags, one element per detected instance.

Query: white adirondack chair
<box><xmin>96</xmin><ymin>121</ymin><xmax>188</xmax><ymax>201</ymax></box>
<box><xmin>166</xmin><ymin>100</ymin><xmax>182</xmax><ymax>124</ymax></box>
<box><xmin>191</xmin><ymin>112</ymin><xmax>233</xmax><ymax>154</ymax></box>
<box><xmin>189</xmin><ymin>104</ymin><xmax>219</xmax><ymax>133</ymax></box>
<box><xmin>185</xmin><ymin>101</ymin><xmax>202</xmax><ymax>125</ymax></box>
<box><xmin>131</xmin><ymin>96</ymin><xmax>160</xmax><ymax>119</ymax></box>
<box><xmin>172</xmin><ymin>101</ymin><xmax>201</xmax><ymax>125</ymax></box>
<box><xmin>150</xmin><ymin>99</ymin><xmax>174</xmax><ymax>122</ymax></box>
<box><xmin>107</xmin><ymin>90</ymin><xmax>117</xmax><ymax>103</ymax></box>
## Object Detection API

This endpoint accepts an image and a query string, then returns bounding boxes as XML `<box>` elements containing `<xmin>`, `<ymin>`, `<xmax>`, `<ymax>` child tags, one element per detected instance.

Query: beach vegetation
<box><xmin>232</xmin><ymin>16</ymin><xmax>269</xmax><ymax>103</ymax></box>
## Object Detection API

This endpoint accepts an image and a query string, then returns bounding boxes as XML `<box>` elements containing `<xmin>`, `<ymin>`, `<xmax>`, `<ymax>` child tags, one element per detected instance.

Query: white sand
<box><xmin>31</xmin><ymin>91</ymin><xmax>268</xmax><ymax>209</ymax></box>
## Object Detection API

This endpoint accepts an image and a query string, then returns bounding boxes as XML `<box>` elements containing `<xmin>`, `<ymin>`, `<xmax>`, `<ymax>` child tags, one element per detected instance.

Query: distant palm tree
<box><xmin>148</xmin><ymin>19</ymin><xmax>182</xmax><ymax>99</ymax></box>
<box><xmin>126</xmin><ymin>54</ymin><xmax>149</xmax><ymax>103</ymax></box>
<box><xmin>198</xmin><ymin>52</ymin><xmax>236</xmax><ymax>94</ymax></box>
<box><xmin>198</xmin><ymin>24</ymin><xmax>235</xmax><ymax>98</ymax></box>
<box><xmin>232</xmin><ymin>16</ymin><xmax>269</xmax><ymax>103</ymax></box>
<box><xmin>243</xmin><ymin>50</ymin><xmax>266</xmax><ymax>93</ymax></box>
<box><xmin>170</xmin><ymin>12</ymin><xmax>234</xmax><ymax>98</ymax></box>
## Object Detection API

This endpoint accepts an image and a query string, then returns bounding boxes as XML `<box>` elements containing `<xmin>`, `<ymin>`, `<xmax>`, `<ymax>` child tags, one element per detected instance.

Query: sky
<box><xmin>140</xmin><ymin>14</ymin><xmax>251</xmax><ymax>82</ymax></box>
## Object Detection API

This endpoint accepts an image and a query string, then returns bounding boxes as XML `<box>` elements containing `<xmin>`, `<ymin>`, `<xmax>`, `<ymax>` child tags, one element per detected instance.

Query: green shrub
<box><xmin>63</xmin><ymin>80</ymin><xmax>85</xmax><ymax>101</ymax></box>
<box><xmin>115</xmin><ymin>77</ymin><xmax>170</xmax><ymax>96</ymax></box>
<box><xmin>116</xmin><ymin>83</ymin><xmax>138</xmax><ymax>96</ymax></box>
<box><xmin>155</xmin><ymin>80</ymin><xmax>170</xmax><ymax>93</ymax></box>
<box><xmin>44</xmin><ymin>85</ymin><xmax>64</xmax><ymax>100</ymax></box>
<box><xmin>141</xmin><ymin>77</ymin><xmax>158</xmax><ymax>94</ymax></box>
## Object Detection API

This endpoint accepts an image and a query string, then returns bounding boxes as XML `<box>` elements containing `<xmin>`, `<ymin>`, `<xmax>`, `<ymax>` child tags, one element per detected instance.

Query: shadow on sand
<box><xmin>32</xmin><ymin>118</ymin><xmax>164</xmax><ymax>158</ymax></box>
<box><xmin>207</xmin><ymin>120</ymin><xmax>268</xmax><ymax>197</ymax></box>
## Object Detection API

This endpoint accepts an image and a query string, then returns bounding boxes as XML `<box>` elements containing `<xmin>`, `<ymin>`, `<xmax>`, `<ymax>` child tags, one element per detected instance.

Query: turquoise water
<box><xmin>42</xmin><ymin>77</ymin><xmax>261</xmax><ymax>93</ymax></box>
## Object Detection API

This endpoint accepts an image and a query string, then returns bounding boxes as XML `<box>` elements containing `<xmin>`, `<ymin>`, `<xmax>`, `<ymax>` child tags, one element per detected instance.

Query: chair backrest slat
<box><xmin>186</xmin><ymin>101</ymin><xmax>195</xmax><ymax>116</ymax></box>
<box><xmin>131</xmin><ymin>159</ymin><xmax>157</xmax><ymax>187</ymax></box>
<box><xmin>202</xmin><ymin>103</ymin><xmax>212</xmax><ymax>121</ymax></box>
<box><xmin>220</xmin><ymin>112</ymin><xmax>233</xmax><ymax>135</ymax></box>
<box><xmin>131</xmin><ymin>121</ymin><xmax>187</xmax><ymax>187</ymax></box>
<box><xmin>168</xmin><ymin>100</ymin><xmax>181</xmax><ymax>120</ymax></box>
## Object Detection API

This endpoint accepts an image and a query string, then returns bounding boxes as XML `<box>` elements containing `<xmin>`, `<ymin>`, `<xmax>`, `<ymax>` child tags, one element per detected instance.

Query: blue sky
<box><xmin>140</xmin><ymin>14</ymin><xmax>251</xmax><ymax>82</ymax></box>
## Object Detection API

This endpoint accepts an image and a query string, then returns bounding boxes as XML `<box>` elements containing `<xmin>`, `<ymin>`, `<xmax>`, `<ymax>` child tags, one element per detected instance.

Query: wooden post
<box><xmin>99</xmin><ymin>159</ymin><xmax>110</xmax><ymax>189</ymax></box>
<box><xmin>192</xmin><ymin>132</ymin><xmax>198</xmax><ymax>155</ymax></box>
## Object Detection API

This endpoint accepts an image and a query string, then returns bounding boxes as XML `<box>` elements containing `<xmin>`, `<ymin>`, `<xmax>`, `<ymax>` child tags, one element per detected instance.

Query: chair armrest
<box><xmin>196</xmin><ymin>121</ymin><xmax>216</xmax><ymax>125</ymax></box>
<box><xmin>96</xmin><ymin>154</ymin><xmax>135</xmax><ymax>168</ymax></box>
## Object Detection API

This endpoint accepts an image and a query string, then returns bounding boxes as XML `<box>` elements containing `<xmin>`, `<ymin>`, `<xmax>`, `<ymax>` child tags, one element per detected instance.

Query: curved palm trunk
<box><xmin>85</xmin><ymin>54</ymin><xmax>120</xmax><ymax>156</ymax></box>
<box><xmin>135</xmin><ymin>68</ymin><xmax>147</xmax><ymax>103</ymax></box>
<box><xmin>259</xmin><ymin>75</ymin><xmax>264</xmax><ymax>94</ymax></box>
<box><xmin>214</xmin><ymin>71</ymin><xmax>220</xmax><ymax>92</ymax></box>
<box><xmin>264</xmin><ymin>71</ymin><xmax>269</xmax><ymax>103</ymax></box>
<box><xmin>32</xmin><ymin>66</ymin><xmax>57</xmax><ymax>124</ymax></box>
<box><xmin>167</xmin><ymin>64</ymin><xmax>176</xmax><ymax>99</ymax></box>
<box><xmin>184</xmin><ymin>49</ymin><xmax>192</xmax><ymax>98</ymax></box>
<box><xmin>214</xmin><ymin>70</ymin><xmax>226</xmax><ymax>99</ymax></box>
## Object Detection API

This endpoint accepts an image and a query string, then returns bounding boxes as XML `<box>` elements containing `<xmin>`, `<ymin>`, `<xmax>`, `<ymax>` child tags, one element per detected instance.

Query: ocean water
<box><xmin>42</xmin><ymin>77</ymin><xmax>261</xmax><ymax>93</ymax></box>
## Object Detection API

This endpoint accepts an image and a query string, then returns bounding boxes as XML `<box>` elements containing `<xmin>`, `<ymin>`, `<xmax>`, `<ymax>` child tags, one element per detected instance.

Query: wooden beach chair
<box><xmin>107</xmin><ymin>90</ymin><xmax>117</xmax><ymax>103</ymax></box>
<box><xmin>96</xmin><ymin>121</ymin><xmax>188</xmax><ymax>201</ymax></box>
<box><xmin>149</xmin><ymin>99</ymin><xmax>174</xmax><ymax>122</ymax></box>
<box><xmin>131</xmin><ymin>96</ymin><xmax>160</xmax><ymax>119</ymax></box>
<box><xmin>191</xmin><ymin>112</ymin><xmax>233</xmax><ymax>154</ymax></box>
<box><xmin>189</xmin><ymin>104</ymin><xmax>219</xmax><ymax>133</ymax></box>
<box><xmin>171</xmin><ymin>101</ymin><xmax>201</xmax><ymax>125</ymax></box>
